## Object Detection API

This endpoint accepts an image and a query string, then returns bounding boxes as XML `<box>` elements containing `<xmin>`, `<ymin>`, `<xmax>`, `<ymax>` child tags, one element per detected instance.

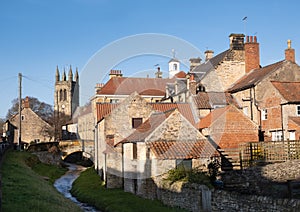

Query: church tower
<box><xmin>54</xmin><ymin>65</ymin><xmax>79</xmax><ymax>119</ymax></box>
<box><xmin>168</xmin><ymin>49</ymin><xmax>180</xmax><ymax>78</ymax></box>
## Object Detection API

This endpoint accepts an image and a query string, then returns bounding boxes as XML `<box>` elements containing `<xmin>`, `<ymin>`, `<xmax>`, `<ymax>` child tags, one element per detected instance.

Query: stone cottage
<box><xmin>5</xmin><ymin>97</ymin><xmax>53</xmax><ymax>144</ymax></box>
<box><xmin>116</xmin><ymin>108</ymin><xmax>216</xmax><ymax>198</ymax></box>
<box><xmin>94</xmin><ymin>92</ymin><xmax>213</xmax><ymax>190</ymax></box>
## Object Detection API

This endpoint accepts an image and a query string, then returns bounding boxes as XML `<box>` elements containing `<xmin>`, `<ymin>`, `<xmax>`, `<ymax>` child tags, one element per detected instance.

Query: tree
<box><xmin>6</xmin><ymin>97</ymin><xmax>54</xmax><ymax>124</ymax></box>
<box><xmin>0</xmin><ymin>118</ymin><xmax>5</xmax><ymax>139</ymax></box>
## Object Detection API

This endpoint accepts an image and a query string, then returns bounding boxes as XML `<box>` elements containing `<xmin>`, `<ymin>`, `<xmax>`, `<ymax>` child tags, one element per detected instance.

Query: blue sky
<box><xmin>1</xmin><ymin>0</ymin><xmax>300</xmax><ymax>118</ymax></box>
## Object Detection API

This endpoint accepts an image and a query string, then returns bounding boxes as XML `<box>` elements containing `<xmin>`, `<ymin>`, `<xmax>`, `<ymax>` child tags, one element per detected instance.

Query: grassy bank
<box><xmin>71</xmin><ymin>167</ymin><xmax>186</xmax><ymax>212</ymax></box>
<box><xmin>1</xmin><ymin>150</ymin><xmax>82</xmax><ymax>212</ymax></box>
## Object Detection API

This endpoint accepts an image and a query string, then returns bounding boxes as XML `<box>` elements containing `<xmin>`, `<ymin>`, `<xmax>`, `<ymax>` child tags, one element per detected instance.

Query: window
<box><xmin>173</xmin><ymin>63</ymin><xmax>178</xmax><ymax>71</ymax></box>
<box><xmin>271</xmin><ymin>130</ymin><xmax>282</xmax><ymax>141</ymax></box>
<box><xmin>132</xmin><ymin>118</ymin><xmax>142</xmax><ymax>129</ymax></box>
<box><xmin>63</xmin><ymin>89</ymin><xmax>67</xmax><ymax>101</ymax></box>
<box><xmin>133</xmin><ymin>143</ymin><xmax>137</xmax><ymax>159</ymax></box>
<box><xmin>289</xmin><ymin>131</ymin><xmax>296</xmax><ymax>140</ymax></box>
<box><xmin>110</xmin><ymin>99</ymin><xmax>119</xmax><ymax>103</ymax></box>
<box><xmin>59</xmin><ymin>89</ymin><xmax>63</xmax><ymax>101</ymax></box>
<box><xmin>297</xmin><ymin>105</ymin><xmax>300</xmax><ymax>116</ymax></box>
<box><xmin>261</xmin><ymin>109</ymin><xmax>268</xmax><ymax>120</ymax></box>
<box><xmin>243</xmin><ymin>107</ymin><xmax>248</xmax><ymax>116</ymax></box>
<box><xmin>21</xmin><ymin>115</ymin><xmax>25</xmax><ymax>121</ymax></box>
<box><xmin>106</xmin><ymin>135</ymin><xmax>114</xmax><ymax>146</ymax></box>
<box><xmin>176</xmin><ymin>159</ymin><xmax>192</xmax><ymax>171</ymax></box>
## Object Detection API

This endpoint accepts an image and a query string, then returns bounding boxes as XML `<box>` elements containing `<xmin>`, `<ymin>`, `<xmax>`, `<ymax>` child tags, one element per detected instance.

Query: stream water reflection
<box><xmin>54</xmin><ymin>163</ymin><xmax>100</xmax><ymax>212</ymax></box>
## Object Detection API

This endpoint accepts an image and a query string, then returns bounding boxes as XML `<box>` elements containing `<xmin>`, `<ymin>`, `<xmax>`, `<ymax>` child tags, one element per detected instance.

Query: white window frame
<box><xmin>271</xmin><ymin>130</ymin><xmax>283</xmax><ymax>141</ymax></box>
<box><xmin>297</xmin><ymin>105</ymin><xmax>300</xmax><ymax>116</ymax></box>
<box><xmin>261</xmin><ymin>109</ymin><xmax>268</xmax><ymax>120</ymax></box>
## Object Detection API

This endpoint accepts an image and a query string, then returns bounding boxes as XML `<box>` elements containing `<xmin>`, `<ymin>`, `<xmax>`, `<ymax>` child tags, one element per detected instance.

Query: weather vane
<box><xmin>171</xmin><ymin>49</ymin><xmax>176</xmax><ymax>58</ymax></box>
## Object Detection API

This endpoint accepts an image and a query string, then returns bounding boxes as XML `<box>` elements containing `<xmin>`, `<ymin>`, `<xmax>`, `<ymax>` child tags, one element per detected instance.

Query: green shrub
<box><xmin>166</xmin><ymin>167</ymin><xmax>213</xmax><ymax>188</ymax></box>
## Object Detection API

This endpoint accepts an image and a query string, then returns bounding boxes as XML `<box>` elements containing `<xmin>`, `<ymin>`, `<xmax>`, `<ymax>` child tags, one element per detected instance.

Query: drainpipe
<box><xmin>250</xmin><ymin>87</ymin><xmax>253</xmax><ymax>121</ymax></box>
<box><xmin>122</xmin><ymin>143</ymin><xmax>124</xmax><ymax>189</ymax></box>
<box><xmin>94</xmin><ymin>123</ymin><xmax>98</xmax><ymax>173</ymax></box>
<box><xmin>253</xmin><ymin>87</ymin><xmax>263</xmax><ymax>141</ymax></box>
<box><xmin>281</xmin><ymin>104</ymin><xmax>285</xmax><ymax>141</ymax></box>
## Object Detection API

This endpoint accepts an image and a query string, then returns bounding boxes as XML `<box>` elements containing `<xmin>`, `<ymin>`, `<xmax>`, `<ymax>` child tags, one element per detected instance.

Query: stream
<box><xmin>54</xmin><ymin>163</ymin><xmax>100</xmax><ymax>212</ymax></box>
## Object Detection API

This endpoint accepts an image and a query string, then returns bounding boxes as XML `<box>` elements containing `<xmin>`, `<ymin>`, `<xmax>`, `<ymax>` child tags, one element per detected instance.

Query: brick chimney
<box><xmin>229</xmin><ymin>33</ymin><xmax>245</xmax><ymax>50</ymax></box>
<box><xmin>244</xmin><ymin>35</ymin><xmax>260</xmax><ymax>73</ymax></box>
<box><xmin>188</xmin><ymin>74</ymin><xmax>197</xmax><ymax>95</ymax></box>
<box><xmin>109</xmin><ymin>70</ymin><xmax>123</xmax><ymax>79</ymax></box>
<box><xmin>285</xmin><ymin>40</ymin><xmax>295</xmax><ymax>63</ymax></box>
<box><xmin>23</xmin><ymin>96</ymin><xmax>30</xmax><ymax>108</ymax></box>
<box><xmin>204</xmin><ymin>50</ymin><xmax>214</xmax><ymax>61</ymax></box>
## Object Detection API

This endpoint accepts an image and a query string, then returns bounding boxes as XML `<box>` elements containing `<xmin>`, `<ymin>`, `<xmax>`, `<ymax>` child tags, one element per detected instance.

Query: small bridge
<box><xmin>59</xmin><ymin>139</ymin><xmax>95</xmax><ymax>161</ymax></box>
<box><xmin>27</xmin><ymin>140</ymin><xmax>95</xmax><ymax>162</ymax></box>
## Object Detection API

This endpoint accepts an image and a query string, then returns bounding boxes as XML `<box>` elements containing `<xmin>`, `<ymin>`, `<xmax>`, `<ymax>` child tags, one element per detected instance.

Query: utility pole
<box><xmin>18</xmin><ymin>73</ymin><xmax>22</xmax><ymax>150</ymax></box>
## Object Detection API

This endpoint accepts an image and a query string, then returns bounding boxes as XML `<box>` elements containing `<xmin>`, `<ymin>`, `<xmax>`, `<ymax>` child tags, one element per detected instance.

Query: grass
<box><xmin>71</xmin><ymin>167</ymin><xmax>186</xmax><ymax>212</ymax></box>
<box><xmin>1</xmin><ymin>149</ymin><xmax>82</xmax><ymax>212</ymax></box>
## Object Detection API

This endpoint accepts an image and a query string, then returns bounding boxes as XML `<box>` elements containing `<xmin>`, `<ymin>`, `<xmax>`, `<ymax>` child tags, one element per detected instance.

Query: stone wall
<box><xmin>137</xmin><ymin>178</ymin><xmax>300</xmax><ymax>212</ymax></box>
<box><xmin>212</xmin><ymin>190</ymin><xmax>300</xmax><ymax>211</ymax></box>
<box><xmin>149</xmin><ymin>179</ymin><xmax>212</xmax><ymax>212</ymax></box>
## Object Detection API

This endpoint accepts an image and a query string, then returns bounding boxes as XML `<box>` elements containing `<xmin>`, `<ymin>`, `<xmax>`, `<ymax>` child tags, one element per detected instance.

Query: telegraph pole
<box><xmin>18</xmin><ymin>73</ymin><xmax>22</xmax><ymax>150</ymax></box>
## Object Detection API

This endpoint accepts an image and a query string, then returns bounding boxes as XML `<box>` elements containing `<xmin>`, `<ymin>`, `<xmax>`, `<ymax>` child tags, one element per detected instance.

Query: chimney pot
<box><xmin>254</xmin><ymin>36</ymin><xmax>257</xmax><ymax>43</ymax></box>
<box><xmin>285</xmin><ymin>40</ymin><xmax>295</xmax><ymax>63</ymax></box>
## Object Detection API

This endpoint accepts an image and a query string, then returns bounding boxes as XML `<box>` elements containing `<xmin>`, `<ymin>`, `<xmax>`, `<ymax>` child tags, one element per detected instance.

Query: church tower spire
<box><xmin>68</xmin><ymin>65</ymin><xmax>73</xmax><ymax>82</ymax></box>
<box><xmin>75</xmin><ymin>67</ymin><xmax>79</xmax><ymax>82</ymax></box>
<box><xmin>56</xmin><ymin>66</ymin><xmax>60</xmax><ymax>82</ymax></box>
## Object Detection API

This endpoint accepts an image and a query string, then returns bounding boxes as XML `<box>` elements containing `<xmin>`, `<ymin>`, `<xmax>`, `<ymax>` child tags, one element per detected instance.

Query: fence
<box><xmin>239</xmin><ymin>140</ymin><xmax>300</xmax><ymax>169</ymax></box>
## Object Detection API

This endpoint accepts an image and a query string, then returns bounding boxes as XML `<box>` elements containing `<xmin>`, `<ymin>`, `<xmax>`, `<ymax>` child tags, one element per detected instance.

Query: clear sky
<box><xmin>1</xmin><ymin>0</ymin><xmax>300</xmax><ymax>119</ymax></box>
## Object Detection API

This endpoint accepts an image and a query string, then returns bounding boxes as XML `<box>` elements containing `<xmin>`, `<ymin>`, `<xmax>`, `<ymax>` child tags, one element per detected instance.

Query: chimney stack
<box><xmin>229</xmin><ymin>33</ymin><xmax>245</xmax><ymax>50</ymax></box>
<box><xmin>285</xmin><ymin>40</ymin><xmax>295</xmax><ymax>63</ymax></box>
<box><xmin>155</xmin><ymin>67</ymin><xmax>163</xmax><ymax>78</ymax></box>
<box><xmin>109</xmin><ymin>70</ymin><xmax>123</xmax><ymax>79</ymax></box>
<box><xmin>23</xmin><ymin>96</ymin><xmax>30</xmax><ymax>108</ymax></box>
<box><xmin>188</xmin><ymin>74</ymin><xmax>197</xmax><ymax>95</ymax></box>
<box><xmin>95</xmin><ymin>83</ymin><xmax>104</xmax><ymax>93</ymax></box>
<box><xmin>244</xmin><ymin>35</ymin><xmax>260</xmax><ymax>73</ymax></box>
<box><xmin>204</xmin><ymin>50</ymin><xmax>214</xmax><ymax>61</ymax></box>
<box><xmin>189</xmin><ymin>57</ymin><xmax>201</xmax><ymax>71</ymax></box>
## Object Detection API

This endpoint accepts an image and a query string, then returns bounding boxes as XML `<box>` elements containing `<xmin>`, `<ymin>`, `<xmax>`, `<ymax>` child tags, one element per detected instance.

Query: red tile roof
<box><xmin>174</xmin><ymin>71</ymin><xmax>187</xmax><ymax>79</ymax></box>
<box><xmin>271</xmin><ymin>81</ymin><xmax>300</xmax><ymax>103</ymax></box>
<box><xmin>148</xmin><ymin>140</ymin><xmax>216</xmax><ymax>159</ymax></box>
<box><xmin>198</xmin><ymin>105</ymin><xmax>258</xmax><ymax>149</ymax></box>
<box><xmin>228</xmin><ymin>60</ymin><xmax>285</xmax><ymax>92</ymax></box>
<box><xmin>96</xmin><ymin>102</ymin><xmax>197</xmax><ymax>125</ymax></box>
<box><xmin>96</xmin><ymin>103</ymin><xmax>119</xmax><ymax>122</ymax></box>
<box><xmin>150</xmin><ymin>103</ymin><xmax>198</xmax><ymax>125</ymax></box>
<box><xmin>192</xmin><ymin>92</ymin><xmax>239</xmax><ymax>109</ymax></box>
<box><xmin>119</xmin><ymin>112</ymin><xmax>169</xmax><ymax>143</ymax></box>
<box><xmin>97</xmin><ymin>77</ymin><xmax>175</xmax><ymax>96</ymax></box>
<box><xmin>289</xmin><ymin>116</ymin><xmax>300</xmax><ymax>127</ymax></box>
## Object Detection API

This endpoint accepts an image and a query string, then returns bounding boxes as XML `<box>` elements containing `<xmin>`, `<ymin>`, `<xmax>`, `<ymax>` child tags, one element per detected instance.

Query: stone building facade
<box><xmin>8</xmin><ymin>97</ymin><xmax>53</xmax><ymax>144</ymax></box>
<box><xmin>94</xmin><ymin>93</ymin><xmax>214</xmax><ymax>190</ymax></box>
<box><xmin>228</xmin><ymin>42</ymin><xmax>300</xmax><ymax>141</ymax></box>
